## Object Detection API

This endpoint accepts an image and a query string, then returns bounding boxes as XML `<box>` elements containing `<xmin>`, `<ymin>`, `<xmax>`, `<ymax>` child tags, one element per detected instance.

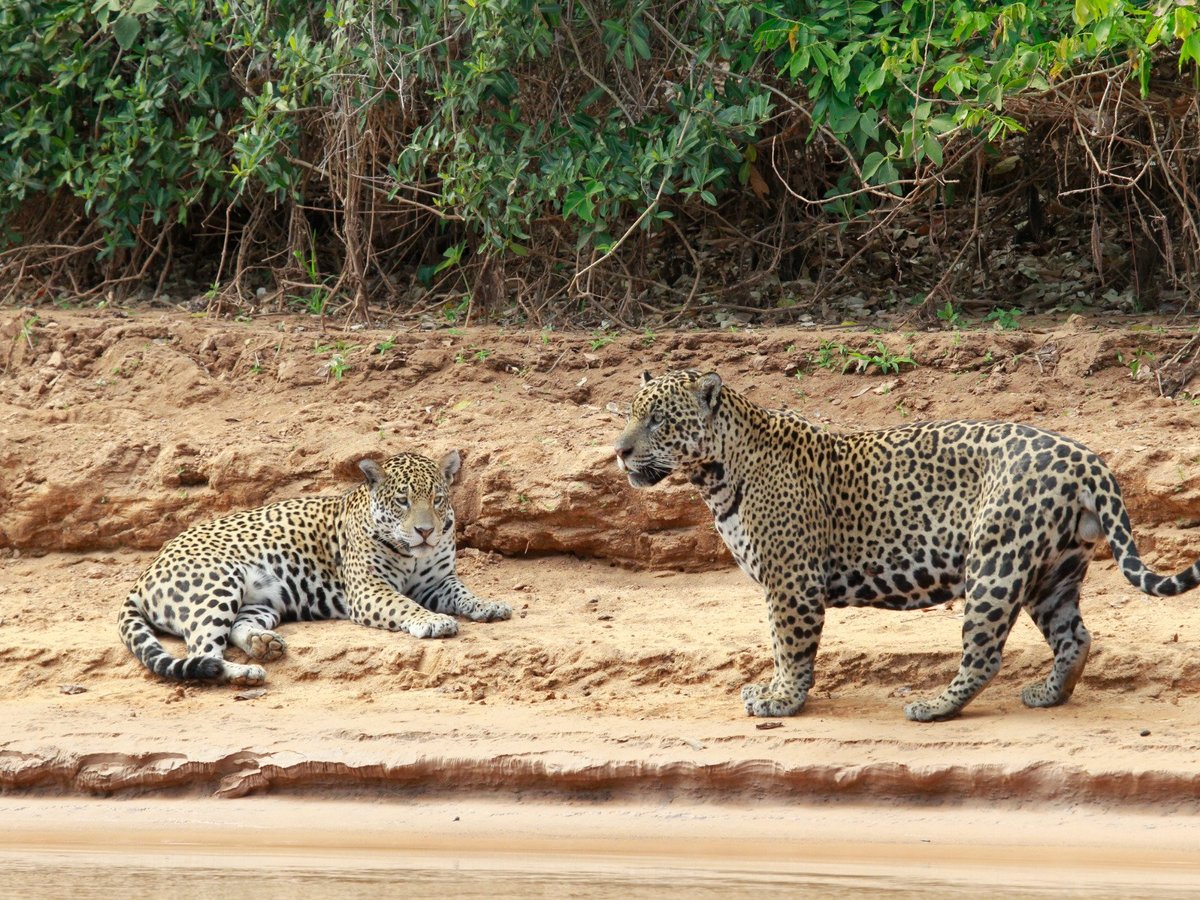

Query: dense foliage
<box><xmin>2</xmin><ymin>0</ymin><xmax>1198</xmax><ymax>318</ymax></box>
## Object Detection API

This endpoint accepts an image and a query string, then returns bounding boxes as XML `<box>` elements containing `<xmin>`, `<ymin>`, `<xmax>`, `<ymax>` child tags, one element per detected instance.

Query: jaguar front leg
<box><xmin>411</xmin><ymin>574</ymin><xmax>512</xmax><ymax>622</ymax></box>
<box><xmin>742</xmin><ymin>582</ymin><xmax>826</xmax><ymax>717</ymax></box>
<box><xmin>345</xmin><ymin>572</ymin><xmax>459</xmax><ymax>639</ymax></box>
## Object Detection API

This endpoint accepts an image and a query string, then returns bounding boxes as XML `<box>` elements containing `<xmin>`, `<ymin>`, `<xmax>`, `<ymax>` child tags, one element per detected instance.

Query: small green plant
<box><xmin>812</xmin><ymin>339</ymin><xmax>848</xmax><ymax>370</ymax></box>
<box><xmin>112</xmin><ymin>355</ymin><xmax>142</xmax><ymax>378</ymax></box>
<box><xmin>18</xmin><ymin>314</ymin><xmax>40</xmax><ymax>348</ymax></box>
<box><xmin>641</xmin><ymin>328</ymin><xmax>657</xmax><ymax>347</ymax></box>
<box><xmin>419</xmin><ymin>243</ymin><xmax>466</xmax><ymax>287</ymax></box>
<box><xmin>314</xmin><ymin>340</ymin><xmax>358</xmax><ymax>380</ymax></box>
<box><xmin>1116</xmin><ymin>348</ymin><xmax>1155</xmax><ymax>379</ymax></box>
<box><xmin>375</xmin><ymin>336</ymin><xmax>397</xmax><ymax>355</ymax></box>
<box><xmin>936</xmin><ymin>301</ymin><xmax>962</xmax><ymax>329</ymax></box>
<box><xmin>327</xmin><ymin>356</ymin><xmax>349</xmax><ymax>380</ymax></box>
<box><xmin>454</xmin><ymin>345</ymin><xmax>492</xmax><ymax>365</ymax></box>
<box><xmin>843</xmin><ymin>340</ymin><xmax>917</xmax><ymax>375</ymax></box>
<box><xmin>589</xmin><ymin>331</ymin><xmax>615</xmax><ymax>351</ymax></box>
<box><xmin>538</xmin><ymin>328</ymin><xmax>553</xmax><ymax>346</ymax></box>
<box><xmin>290</xmin><ymin>241</ymin><xmax>332</xmax><ymax>315</ymax></box>
<box><xmin>985</xmin><ymin>308</ymin><xmax>1023</xmax><ymax>330</ymax></box>
<box><xmin>442</xmin><ymin>295</ymin><xmax>471</xmax><ymax>325</ymax></box>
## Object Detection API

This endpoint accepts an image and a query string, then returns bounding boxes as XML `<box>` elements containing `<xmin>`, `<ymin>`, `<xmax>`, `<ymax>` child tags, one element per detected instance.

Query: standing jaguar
<box><xmin>614</xmin><ymin>369</ymin><xmax>1200</xmax><ymax>721</ymax></box>
<box><xmin>118</xmin><ymin>451</ymin><xmax>510</xmax><ymax>685</ymax></box>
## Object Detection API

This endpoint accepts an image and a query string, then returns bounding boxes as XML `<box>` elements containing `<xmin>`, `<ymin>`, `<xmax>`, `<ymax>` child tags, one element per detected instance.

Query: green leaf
<box><xmin>861</xmin><ymin>151</ymin><xmax>886</xmax><ymax>182</ymax></box>
<box><xmin>564</xmin><ymin>189</ymin><xmax>596</xmax><ymax>223</ymax></box>
<box><xmin>112</xmin><ymin>14</ymin><xmax>141</xmax><ymax>50</ymax></box>
<box><xmin>129</xmin><ymin>0</ymin><xmax>159</xmax><ymax>13</ymax></box>
<box><xmin>923</xmin><ymin>133</ymin><xmax>943</xmax><ymax>167</ymax></box>
<box><xmin>860</xmin><ymin>65</ymin><xmax>887</xmax><ymax>94</ymax></box>
<box><xmin>928</xmin><ymin>115</ymin><xmax>956</xmax><ymax>134</ymax></box>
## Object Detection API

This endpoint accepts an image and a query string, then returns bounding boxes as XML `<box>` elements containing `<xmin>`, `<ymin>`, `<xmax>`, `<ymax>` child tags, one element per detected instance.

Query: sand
<box><xmin>2</xmin><ymin>307</ymin><xmax>1200</xmax><ymax>873</ymax></box>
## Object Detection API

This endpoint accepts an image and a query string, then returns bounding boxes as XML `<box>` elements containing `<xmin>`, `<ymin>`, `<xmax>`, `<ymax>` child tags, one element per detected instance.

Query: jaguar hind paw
<box><xmin>903</xmin><ymin>697</ymin><xmax>962</xmax><ymax>722</ymax></box>
<box><xmin>225</xmin><ymin>663</ymin><xmax>267</xmax><ymax>687</ymax></box>
<box><xmin>247</xmin><ymin>630</ymin><xmax>287</xmax><ymax>661</ymax></box>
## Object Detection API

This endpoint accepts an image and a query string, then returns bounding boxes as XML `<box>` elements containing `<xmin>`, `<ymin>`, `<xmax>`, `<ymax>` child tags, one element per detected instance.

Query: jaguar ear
<box><xmin>439</xmin><ymin>450</ymin><xmax>462</xmax><ymax>485</ymax></box>
<box><xmin>359</xmin><ymin>458</ymin><xmax>386</xmax><ymax>489</ymax></box>
<box><xmin>694</xmin><ymin>372</ymin><xmax>722</xmax><ymax>418</ymax></box>
<box><xmin>641</xmin><ymin>370</ymin><xmax>653</xmax><ymax>385</ymax></box>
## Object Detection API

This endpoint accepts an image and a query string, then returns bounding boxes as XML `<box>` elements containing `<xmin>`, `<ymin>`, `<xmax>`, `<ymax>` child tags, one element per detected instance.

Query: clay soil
<box><xmin>3</xmin><ymin>307</ymin><xmax>1200</xmax><ymax>871</ymax></box>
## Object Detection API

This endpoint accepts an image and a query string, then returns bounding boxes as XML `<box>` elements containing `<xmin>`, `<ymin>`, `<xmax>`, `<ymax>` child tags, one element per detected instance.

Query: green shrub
<box><xmin>1</xmin><ymin>0</ymin><xmax>1197</xmax><ymax>314</ymax></box>
<box><xmin>1</xmin><ymin>0</ymin><xmax>236</xmax><ymax>251</ymax></box>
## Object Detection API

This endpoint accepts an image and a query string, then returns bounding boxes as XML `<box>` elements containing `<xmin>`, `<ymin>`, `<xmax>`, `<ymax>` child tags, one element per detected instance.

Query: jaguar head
<box><xmin>614</xmin><ymin>369</ymin><xmax>723</xmax><ymax>487</ymax></box>
<box><xmin>359</xmin><ymin>451</ymin><xmax>461</xmax><ymax>557</ymax></box>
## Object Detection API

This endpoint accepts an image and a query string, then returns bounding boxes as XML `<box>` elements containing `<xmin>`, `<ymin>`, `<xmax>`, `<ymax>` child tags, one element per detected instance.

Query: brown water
<box><xmin>2</xmin><ymin>846</ymin><xmax>1199</xmax><ymax>899</ymax></box>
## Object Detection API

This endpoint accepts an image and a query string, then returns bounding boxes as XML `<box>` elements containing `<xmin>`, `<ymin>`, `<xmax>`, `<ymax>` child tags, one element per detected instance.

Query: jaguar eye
<box><xmin>648</xmin><ymin>411</ymin><xmax>664</xmax><ymax>430</ymax></box>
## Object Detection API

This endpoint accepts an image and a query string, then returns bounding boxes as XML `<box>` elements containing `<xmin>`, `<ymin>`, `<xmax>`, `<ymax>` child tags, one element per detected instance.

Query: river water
<box><xmin>2</xmin><ymin>845</ymin><xmax>1197</xmax><ymax>899</ymax></box>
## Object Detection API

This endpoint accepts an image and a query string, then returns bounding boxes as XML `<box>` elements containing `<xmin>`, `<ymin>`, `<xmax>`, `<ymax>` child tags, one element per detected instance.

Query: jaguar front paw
<box><xmin>406</xmin><ymin>614</ymin><xmax>459</xmax><ymax>639</ymax></box>
<box><xmin>741</xmin><ymin>682</ymin><xmax>806</xmax><ymax>717</ymax></box>
<box><xmin>462</xmin><ymin>600</ymin><xmax>512</xmax><ymax>622</ymax></box>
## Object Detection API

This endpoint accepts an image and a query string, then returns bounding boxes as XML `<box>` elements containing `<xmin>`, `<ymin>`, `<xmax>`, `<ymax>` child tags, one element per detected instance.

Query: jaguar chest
<box><xmin>691</xmin><ymin>463</ymin><xmax>762</xmax><ymax>584</ymax></box>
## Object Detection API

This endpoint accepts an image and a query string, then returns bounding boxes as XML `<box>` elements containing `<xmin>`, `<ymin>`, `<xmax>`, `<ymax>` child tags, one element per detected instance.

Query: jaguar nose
<box><xmin>415</xmin><ymin>525</ymin><xmax>434</xmax><ymax>540</ymax></box>
<box><xmin>614</xmin><ymin>434</ymin><xmax>634</xmax><ymax>461</ymax></box>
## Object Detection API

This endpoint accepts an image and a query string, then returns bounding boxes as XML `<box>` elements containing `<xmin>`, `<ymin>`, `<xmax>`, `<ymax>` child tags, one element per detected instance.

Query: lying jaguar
<box><xmin>118</xmin><ymin>451</ymin><xmax>510</xmax><ymax>685</ymax></box>
<box><xmin>615</xmin><ymin>369</ymin><xmax>1200</xmax><ymax>721</ymax></box>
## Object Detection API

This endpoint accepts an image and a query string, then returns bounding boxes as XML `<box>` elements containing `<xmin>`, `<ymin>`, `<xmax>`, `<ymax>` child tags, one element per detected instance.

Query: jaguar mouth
<box><xmin>626</xmin><ymin>465</ymin><xmax>670</xmax><ymax>488</ymax></box>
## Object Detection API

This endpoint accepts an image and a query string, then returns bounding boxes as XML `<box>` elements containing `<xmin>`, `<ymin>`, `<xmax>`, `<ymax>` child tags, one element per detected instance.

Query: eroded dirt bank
<box><xmin>2</xmin><ymin>308</ymin><xmax>1200</xmax><ymax>810</ymax></box>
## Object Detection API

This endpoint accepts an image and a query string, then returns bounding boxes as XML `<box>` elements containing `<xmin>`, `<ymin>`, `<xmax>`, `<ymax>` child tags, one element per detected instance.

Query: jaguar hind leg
<box><xmin>181</xmin><ymin>617</ymin><xmax>266</xmax><ymax>686</ymax></box>
<box><xmin>230</xmin><ymin>605</ymin><xmax>287</xmax><ymax>661</ymax></box>
<box><xmin>1020</xmin><ymin>552</ymin><xmax>1092</xmax><ymax>708</ymax></box>
<box><xmin>174</xmin><ymin>566</ymin><xmax>268</xmax><ymax>685</ymax></box>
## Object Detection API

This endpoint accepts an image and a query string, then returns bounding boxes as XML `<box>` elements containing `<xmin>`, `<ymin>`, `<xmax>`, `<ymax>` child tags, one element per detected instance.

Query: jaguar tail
<box><xmin>1083</xmin><ymin>477</ymin><xmax>1200</xmax><ymax>598</ymax></box>
<box><xmin>117</xmin><ymin>594</ymin><xmax>223</xmax><ymax>681</ymax></box>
